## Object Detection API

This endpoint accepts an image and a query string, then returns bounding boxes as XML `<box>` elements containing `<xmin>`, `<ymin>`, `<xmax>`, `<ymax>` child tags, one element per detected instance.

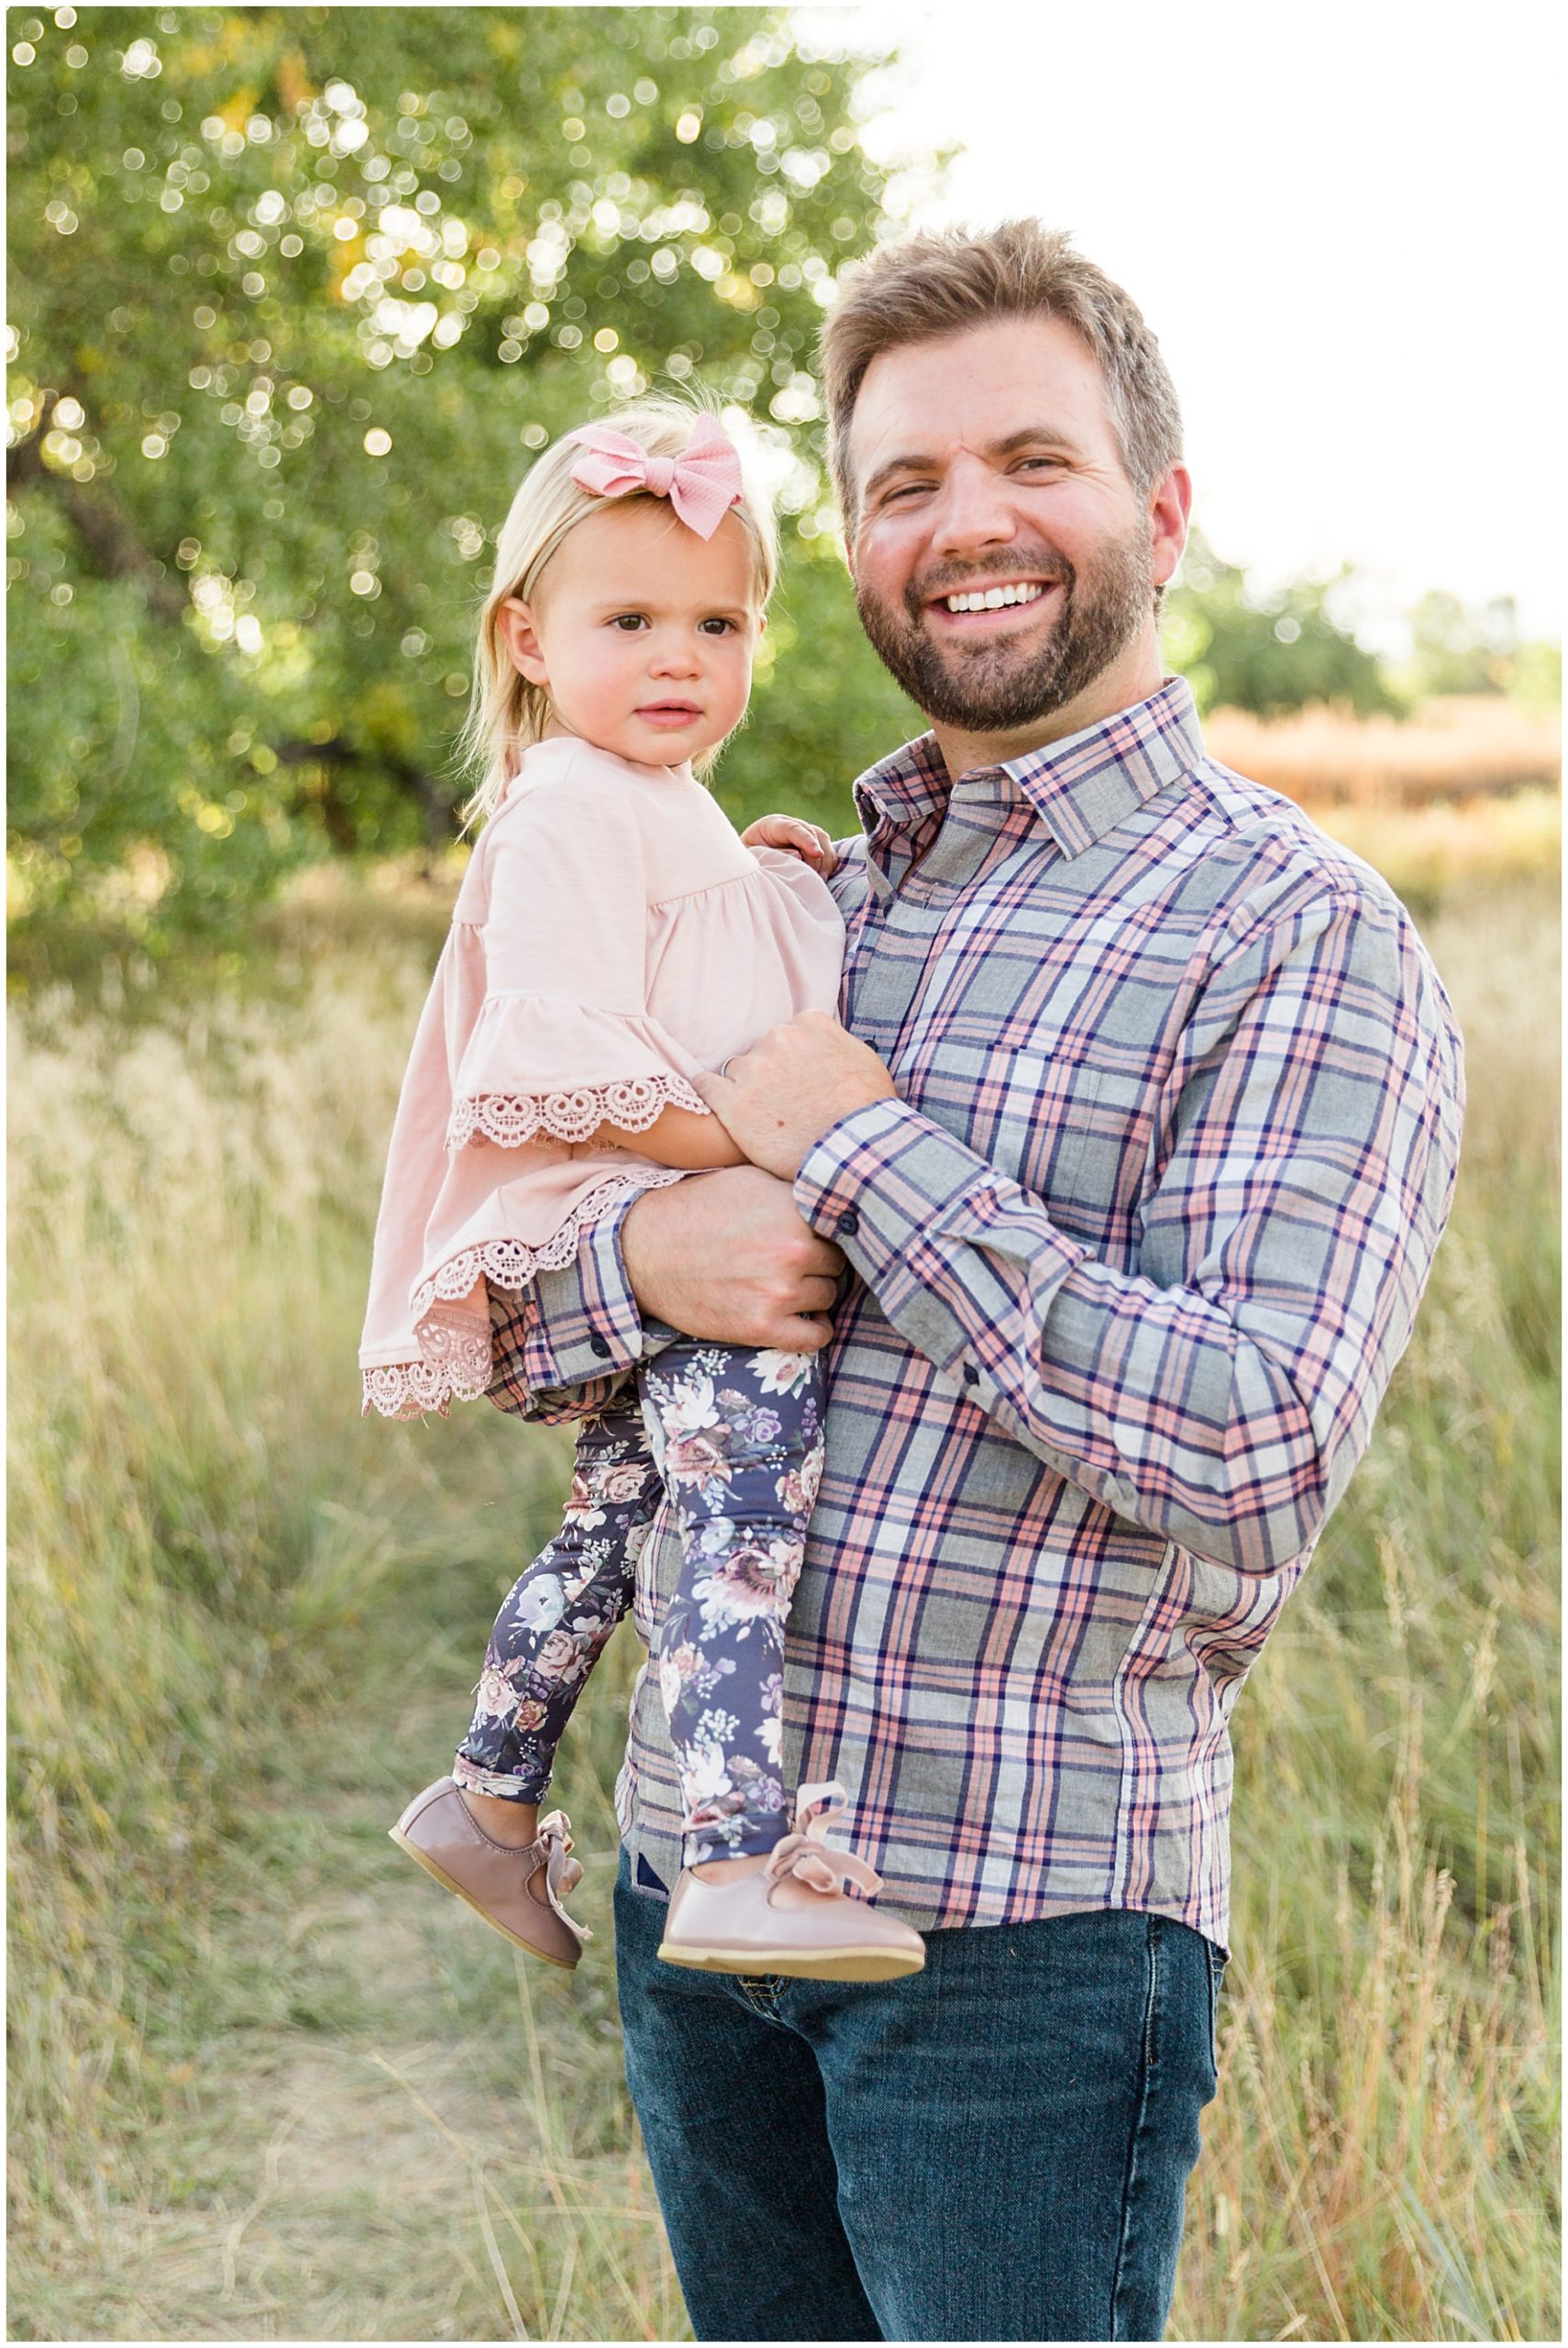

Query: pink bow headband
<box><xmin>564</xmin><ymin>414</ymin><xmax>745</xmax><ymax>540</ymax></box>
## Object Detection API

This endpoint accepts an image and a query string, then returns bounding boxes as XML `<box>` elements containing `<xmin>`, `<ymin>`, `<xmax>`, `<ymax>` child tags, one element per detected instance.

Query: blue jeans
<box><xmin>613</xmin><ymin>1853</ymin><xmax>1221</xmax><ymax>2342</ymax></box>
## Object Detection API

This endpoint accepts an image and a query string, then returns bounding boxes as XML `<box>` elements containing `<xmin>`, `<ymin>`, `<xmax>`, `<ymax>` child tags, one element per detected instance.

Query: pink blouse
<box><xmin>359</xmin><ymin>735</ymin><xmax>845</xmax><ymax>1419</ymax></box>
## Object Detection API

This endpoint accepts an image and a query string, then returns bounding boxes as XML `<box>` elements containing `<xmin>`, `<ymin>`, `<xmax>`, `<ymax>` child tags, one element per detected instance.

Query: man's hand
<box><xmin>741</xmin><ymin>814</ymin><xmax>838</xmax><ymax>879</ymax></box>
<box><xmin>622</xmin><ymin>1165</ymin><xmax>846</xmax><ymax>1350</ymax></box>
<box><xmin>696</xmin><ymin>1009</ymin><xmax>898</xmax><ymax>1180</ymax></box>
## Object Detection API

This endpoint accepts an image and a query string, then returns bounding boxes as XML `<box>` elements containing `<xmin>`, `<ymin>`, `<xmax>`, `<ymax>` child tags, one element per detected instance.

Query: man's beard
<box><xmin>853</xmin><ymin>525</ymin><xmax>1154</xmax><ymax>736</ymax></box>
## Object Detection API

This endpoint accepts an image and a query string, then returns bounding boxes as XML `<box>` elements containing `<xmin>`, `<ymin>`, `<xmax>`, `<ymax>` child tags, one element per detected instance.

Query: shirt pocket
<box><xmin>968</xmin><ymin>1046</ymin><xmax>1109</xmax><ymax>1212</ymax></box>
<box><xmin>985</xmin><ymin>1048</ymin><xmax>1158</xmax><ymax>1245</ymax></box>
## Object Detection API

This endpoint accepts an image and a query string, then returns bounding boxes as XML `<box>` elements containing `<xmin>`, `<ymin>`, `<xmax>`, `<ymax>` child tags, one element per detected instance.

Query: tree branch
<box><xmin>10</xmin><ymin>430</ymin><xmax>457</xmax><ymax>846</ymax></box>
<box><xmin>272</xmin><ymin>736</ymin><xmax>459</xmax><ymax>851</ymax></box>
<box><xmin>7</xmin><ymin>429</ymin><xmax>189</xmax><ymax>623</ymax></box>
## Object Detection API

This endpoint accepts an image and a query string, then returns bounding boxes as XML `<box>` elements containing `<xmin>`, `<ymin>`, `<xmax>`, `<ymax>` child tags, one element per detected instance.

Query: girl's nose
<box><xmin>648</xmin><ymin>635</ymin><xmax>699</xmax><ymax>676</ymax></box>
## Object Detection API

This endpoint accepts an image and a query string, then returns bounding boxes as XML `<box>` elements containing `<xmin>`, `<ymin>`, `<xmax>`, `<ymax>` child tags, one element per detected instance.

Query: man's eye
<box><xmin>1017</xmin><ymin>457</ymin><xmax>1062</xmax><ymax>473</ymax></box>
<box><xmin>885</xmin><ymin>482</ymin><xmax>932</xmax><ymax>503</ymax></box>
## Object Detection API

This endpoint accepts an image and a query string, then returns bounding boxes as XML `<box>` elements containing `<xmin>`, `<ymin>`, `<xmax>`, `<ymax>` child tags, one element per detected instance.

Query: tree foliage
<box><xmin>14</xmin><ymin>9</ymin><xmax>1514</xmax><ymax>962</ymax></box>
<box><xmin>1397</xmin><ymin>589</ymin><xmax>1561</xmax><ymax>709</ymax></box>
<box><xmin>7</xmin><ymin>4</ymin><xmax>918</xmax><ymax>944</ymax></box>
<box><xmin>1161</xmin><ymin>529</ymin><xmax>1401</xmax><ymax>722</ymax></box>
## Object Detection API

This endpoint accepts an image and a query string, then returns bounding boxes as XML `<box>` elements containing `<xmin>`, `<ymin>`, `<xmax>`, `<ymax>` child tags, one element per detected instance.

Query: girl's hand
<box><xmin>742</xmin><ymin>814</ymin><xmax>838</xmax><ymax>879</ymax></box>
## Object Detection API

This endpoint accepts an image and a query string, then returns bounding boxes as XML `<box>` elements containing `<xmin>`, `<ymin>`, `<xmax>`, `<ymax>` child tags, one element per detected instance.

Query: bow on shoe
<box><xmin>530</xmin><ymin>1809</ymin><xmax>592</xmax><ymax>1942</ymax></box>
<box><xmin>564</xmin><ymin>415</ymin><xmax>744</xmax><ymax>540</ymax></box>
<box><xmin>763</xmin><ymin>1780</ymin><xmax>884</xmax><ymax>1901</ymax></box>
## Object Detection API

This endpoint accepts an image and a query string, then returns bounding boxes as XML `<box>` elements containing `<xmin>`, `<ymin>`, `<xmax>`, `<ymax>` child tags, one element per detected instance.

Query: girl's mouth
<box><xmin>635</xmin><ymin>702</ymin><xmax>704</xmax><ymax>727</ymax></box>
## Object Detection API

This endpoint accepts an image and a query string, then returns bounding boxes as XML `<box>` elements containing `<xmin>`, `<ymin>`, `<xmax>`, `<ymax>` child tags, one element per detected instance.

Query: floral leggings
<box><xmin>452</xmin><ymin>1339</ymin><xmax>825</xmax><ymax>1866</ymax></box>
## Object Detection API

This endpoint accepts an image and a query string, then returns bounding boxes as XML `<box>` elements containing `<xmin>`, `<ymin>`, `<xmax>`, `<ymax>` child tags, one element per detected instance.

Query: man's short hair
<box><xmin>819</xmin><ymin>219</ymin><xmax>1184</xmax><ymax>527</ymax></box>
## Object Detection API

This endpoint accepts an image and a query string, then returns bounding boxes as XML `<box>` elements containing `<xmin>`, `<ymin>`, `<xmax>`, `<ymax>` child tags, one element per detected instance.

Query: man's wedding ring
<box><xmin>719</xmin><ymin>1056</ymin><xmax>736</xmax><ymax>1079</ymax></box>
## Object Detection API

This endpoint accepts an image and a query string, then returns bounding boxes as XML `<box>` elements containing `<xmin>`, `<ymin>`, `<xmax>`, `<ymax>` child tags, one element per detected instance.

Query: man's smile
<box><xmin>943</xmin><ymin>579</ymin><xmax>1047</xmax><ymax>613</ymax></box>
<box><xmin>924</xmin><ymin>577</ymin><xmax>1063</xmax><ymax>630</ymax></box>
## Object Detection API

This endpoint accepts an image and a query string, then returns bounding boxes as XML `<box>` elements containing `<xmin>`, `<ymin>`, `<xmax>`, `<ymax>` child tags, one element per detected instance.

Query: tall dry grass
<box><xmin>1168</xmin><ymin>869</ymin><xmax>1561</xmax><ymax>2342</ymax></box>
<box><xmin>7</xmin><ymin>938</ymin><xmax>428</xmax><ymax>2163</ymax></box>
<box><xmin>1206</xmin><ymin>694</ymin><xmax>1560</xmax><ymax>808</ymax></box>
<box><xmin>6</xmin><ymin>842</ymin><xmax>1560</xmax><ymax>2338</ymax></box>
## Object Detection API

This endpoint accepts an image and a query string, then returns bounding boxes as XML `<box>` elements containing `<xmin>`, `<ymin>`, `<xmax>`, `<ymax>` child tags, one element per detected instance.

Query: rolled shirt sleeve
<box><xmin>794</xmin><ymin>885</ymin><xmax>1464</xmax><ymax>1578</ymax></box>
<box><xmin>486</xmin><ymin>1197</ymin><xmax>647</xmax><ymax>1421</ymax></box>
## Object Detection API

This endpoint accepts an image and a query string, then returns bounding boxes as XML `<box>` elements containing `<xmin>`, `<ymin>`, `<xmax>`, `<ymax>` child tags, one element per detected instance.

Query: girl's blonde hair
<box><xmin>458</xmin><ymin>395</ymin><xmax>779</xmax><ymax>828</ymax></box>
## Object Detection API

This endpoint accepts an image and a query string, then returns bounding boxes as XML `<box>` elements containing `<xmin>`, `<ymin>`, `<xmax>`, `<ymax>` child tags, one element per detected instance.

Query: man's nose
<box><xmin>930</xmin><ymin>453</ymin><xmax>1018</xmax><ymax>559</ymax></box>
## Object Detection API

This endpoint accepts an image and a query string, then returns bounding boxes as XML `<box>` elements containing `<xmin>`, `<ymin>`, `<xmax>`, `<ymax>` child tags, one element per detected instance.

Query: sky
<box><xmin>801</xmin><ymin>0</ymin><xmax>1563</xmax><ymax>650</ymax></box>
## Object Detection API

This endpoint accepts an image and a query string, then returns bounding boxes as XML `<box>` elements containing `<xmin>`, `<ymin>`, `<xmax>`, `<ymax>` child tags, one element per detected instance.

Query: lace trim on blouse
<box><xmin>359</xmin><ymin>1166</ymin><xmax>684</xmax><ymax>1421</ymax></box>
<box><xmin>447</xmin><ymin>1073</ymin><xmax>709</xmax><ymax>1150</ymax></box>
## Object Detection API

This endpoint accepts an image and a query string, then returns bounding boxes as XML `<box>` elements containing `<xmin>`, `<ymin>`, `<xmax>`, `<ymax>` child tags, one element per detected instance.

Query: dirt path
<box><xmin>21</xmin><ymin>1676</ymin><xmax>685</xmax><ymax>2342</ymax></box>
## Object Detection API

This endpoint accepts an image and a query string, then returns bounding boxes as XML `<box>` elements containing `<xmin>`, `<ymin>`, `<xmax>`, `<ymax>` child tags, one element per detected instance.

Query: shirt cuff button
<box><xmin>838</xmin><ymin>1209</ymin><xmax>860</xmax><ymax>1236</ymax></box>
<box><xmin>962</xmin><ymin>1364</ymin><xmax>979</xmax><ymax>1385</ymax></box>
<box><xmin>589</xmin><ymin>1335</ymin><xmax>613</xmax><ymax>1359</ymax></box>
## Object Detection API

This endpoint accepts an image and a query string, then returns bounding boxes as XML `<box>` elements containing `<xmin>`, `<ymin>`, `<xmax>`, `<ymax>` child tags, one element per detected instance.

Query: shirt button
<box><xmin>589</xmin><ymin>1335</ymin><xmax>612</xmax><ymax>1359</ymax></box>
<box><xmin>838</xmin><ymin>1209</ymin><xmax>860</xmax><ymax>1237</ymax></box>
<box><xmin>962</xmin><ymin>1364</ymin><xmax>979</xmax><ymax>1385</ymax></box>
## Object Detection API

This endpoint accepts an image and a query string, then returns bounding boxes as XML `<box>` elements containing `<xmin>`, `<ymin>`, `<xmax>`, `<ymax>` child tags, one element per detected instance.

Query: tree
<box><xmin>1403</xmin><ymin>590</ymin><xmax>1515</xmax><ymax>697</ymax></box>
<box><xmin>7</xmin><ymin>6</ymin><xmax>912</xmax><ymax>945</ymax></box>
<box><xmin>1162</xmin><ymin>529</ymin><xmax>1401</xmax><ymax>720</ymax></box>
<box><xmin>1397</xmin><ymin>589</ymin><xmax>1560</xmax><ymax>709</ymax></box>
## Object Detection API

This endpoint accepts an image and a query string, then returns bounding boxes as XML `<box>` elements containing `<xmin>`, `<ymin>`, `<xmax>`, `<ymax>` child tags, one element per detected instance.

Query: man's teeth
<box><xmin>944</xmin><ymin>581</ymin><xmax>1047</xmax><ymax>613</ymax></box>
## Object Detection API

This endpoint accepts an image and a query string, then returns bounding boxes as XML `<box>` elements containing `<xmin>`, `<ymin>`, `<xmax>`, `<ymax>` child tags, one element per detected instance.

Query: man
<box><xmin>489</xmin><ymin>220</ymin><xmax>1464</xmax><ymax>2341</ymax></box>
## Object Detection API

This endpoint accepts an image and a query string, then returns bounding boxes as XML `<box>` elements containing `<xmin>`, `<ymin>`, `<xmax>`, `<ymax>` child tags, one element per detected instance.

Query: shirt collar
<box><xmin>853</xmin><ymin>674</ymin><xmax>1207</xmax><ymax>863</ymax></box>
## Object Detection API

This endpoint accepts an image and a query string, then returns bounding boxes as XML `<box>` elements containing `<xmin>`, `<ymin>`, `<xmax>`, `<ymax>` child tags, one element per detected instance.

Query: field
<box><xmin>1205</xmin><ymin>696</ymin><xmax>1560</xmax><ymax>809</ymax></box>
<box><xmin>7</xmin><ymin>784</ymin><xmax>1560</xmax><ymax>2340</ymax></box>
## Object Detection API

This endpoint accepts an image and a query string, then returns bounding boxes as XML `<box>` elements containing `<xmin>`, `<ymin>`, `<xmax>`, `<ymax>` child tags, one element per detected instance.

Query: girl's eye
<box><xmin>699</xmin><ymin>616</ymin><xmax>737</xmax><ymax>636</ymax></box>
<box><xmin>610</xmin><ymin>614</ymin><xmax>648</xmax><ymax>631</ymax></box>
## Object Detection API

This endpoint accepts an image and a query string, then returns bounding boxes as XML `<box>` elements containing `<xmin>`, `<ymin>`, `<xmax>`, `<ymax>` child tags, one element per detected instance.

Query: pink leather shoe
<box><xmin>389</xmin><ymin>1777</ymin><xmax>589</xmax><ymax>1969</ymax></box>
<box><xmin>657</xmin><ymin>1784</ymin><xmax>925</xmax><ymax>1983</ymax></box>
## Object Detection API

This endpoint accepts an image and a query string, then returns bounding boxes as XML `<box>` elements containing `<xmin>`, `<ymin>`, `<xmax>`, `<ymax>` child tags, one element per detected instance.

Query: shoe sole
<box><xmin>655</xmin><ymin>1939</ymin><xmax>924</xmax><ymax>1982</ymax></box>
<box><xmin>388</xmin><ymin>1826</ymin><xmax>580</xmax><ymax>1969</ymax></box>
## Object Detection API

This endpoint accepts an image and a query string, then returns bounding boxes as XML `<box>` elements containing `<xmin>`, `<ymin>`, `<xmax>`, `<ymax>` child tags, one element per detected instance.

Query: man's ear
<box><xmin>496</xmin><ymin>596</ymin><xmax>550</xmax><ymax>686</ymax></box>
<box><xmin>1149</xmin><ymin>465</ymin><xmax>1192</xmax><ymax>591</ymax></box>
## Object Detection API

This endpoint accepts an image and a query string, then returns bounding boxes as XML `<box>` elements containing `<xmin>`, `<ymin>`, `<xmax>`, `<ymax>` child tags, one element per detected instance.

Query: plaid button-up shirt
<box><xmin>488</xmin><ymin>677</ymin><xmax>1463</xmax><ymax>1947</ymax></box>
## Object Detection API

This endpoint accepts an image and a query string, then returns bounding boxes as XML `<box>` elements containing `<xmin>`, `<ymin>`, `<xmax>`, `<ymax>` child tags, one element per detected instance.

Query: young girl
<box><xmin>359</xmin><ymin>401</ymin><xmax>923</xmax><ymax>1985</ymax></box>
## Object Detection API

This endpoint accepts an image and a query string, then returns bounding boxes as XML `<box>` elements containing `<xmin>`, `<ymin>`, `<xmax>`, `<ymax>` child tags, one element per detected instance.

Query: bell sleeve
<box><xmin>448</xmin><ymin>772</ymin><xmax>712</xmax><ymax>1149</ymax></box>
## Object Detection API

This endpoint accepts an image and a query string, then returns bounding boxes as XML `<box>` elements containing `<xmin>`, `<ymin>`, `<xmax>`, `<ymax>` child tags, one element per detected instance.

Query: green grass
<box><xmin>7</xmin><ymin>869</ymin><xmax>1559</xmax><ymax>2340</ymax></box>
